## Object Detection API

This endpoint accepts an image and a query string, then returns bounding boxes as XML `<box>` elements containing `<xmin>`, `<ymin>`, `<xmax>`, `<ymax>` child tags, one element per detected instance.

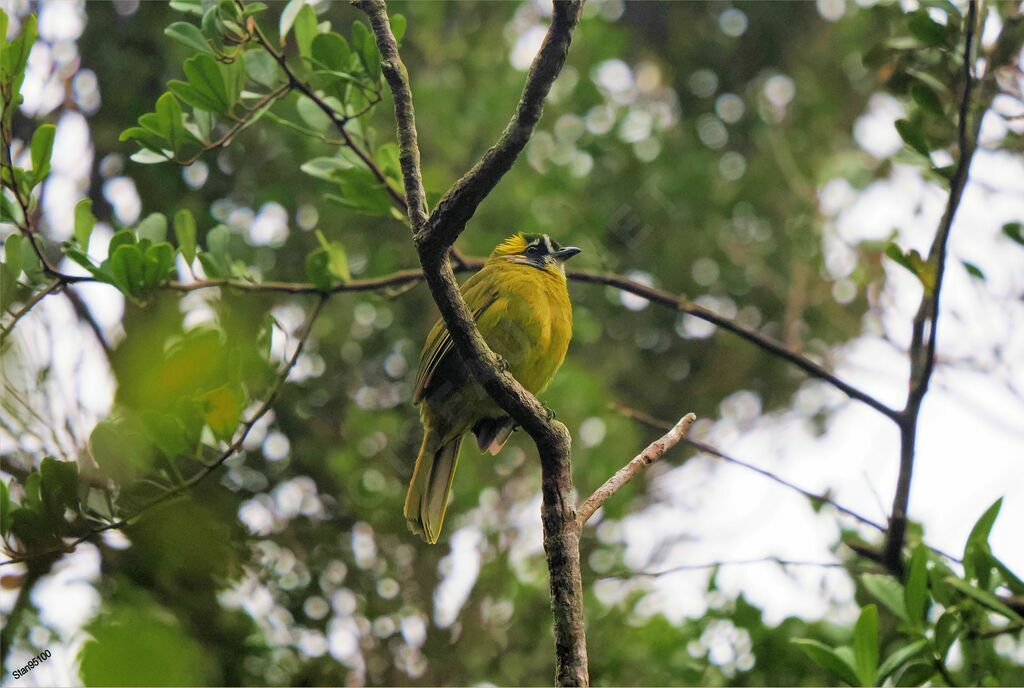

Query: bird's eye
<box><xmin>526</xmin><ymin>245</ymin><xmax>540</xmax><ymax>255</ymax></box>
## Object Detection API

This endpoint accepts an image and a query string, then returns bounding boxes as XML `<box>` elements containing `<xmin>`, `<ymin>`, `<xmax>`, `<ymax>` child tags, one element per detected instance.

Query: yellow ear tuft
<box><xmin>492</xmin><ymin>233</ymin><xmax>530</xmax><ymax>256</ymax></box>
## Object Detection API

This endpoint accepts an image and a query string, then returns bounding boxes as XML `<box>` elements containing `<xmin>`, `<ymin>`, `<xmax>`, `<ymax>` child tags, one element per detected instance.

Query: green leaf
<box><xmin>0</xmin><ymin>479</ymin><xmax>11</xmax><ymax>537</ymax></box>
<box><xmin>910</xmin><ymin>82</ymin><xmax>943</xmax><ymax>117</ymax></box>
<box><xmin>220</xmin><ymin>53</ymin><xmax>246</xmax><ymax>109</ymax></box>
<box><xmin>885</xmin><ymin>244</ymin><xmax>935</xmax><ymax>293</ymax></box>
<box><xmin>180</xmin><ymin>53</ymin><xmax>231</xmax><ymax>114</ymax></box>
<box><xmin>169</xmin><ymin>0</ymin><xmax>204</xmax><ymax>16</ymax></box>
<box><xmin>165</xmin><ymin>21</ymin><xmax>214</xmax><ymax>54</ymax></box>
<box><xmin>961</xmin><ymin>260</ymin><xmax>985</xmax><ymax>281</ymax></box>
<box><xmin>279</xmin><ymin>0</ymin><xmax>306</xmax><ymax>41</ymax></box>
<box><xmin>877</xmin><ymin>640</ymin><xmax>927</xmax><ymax>684</ymax></box>
<box><xmin>1003</xmin><ymin>222</ymin><xmax>1024</xmax><ymax>246</ymax></box>
<box><xmin>352</xmin><ymin>21</ymin><xmax>380</xmax><ymax>79</ymax></box>
<box><xmin>390</xmin><ymin>13</ymin><xmax>407</xmax><ymax>45</ymax></box>
<box><xmin>294</xmin><ymin>4</ymin><xmax>318</xmax><ymax>63</ymax></box>
<box><xmin>853</xmin><ymin>604</ymin><xmax>879</xmax><ymax>687</ymax></box>
<box><xmin>155</xmin><ymin>92</ymin><xmax>189</xmax><ymax>153</ymax></box>
<box><xmin>74</xmin><ymin>198</ymin><xmax>96</xmax><ymax>250</ymax></box>
<box><xmin>1</xmin><ymin>14</ymin><xmax>36</xmax><ymax>98</ymax></box>
<box><xmin>109</xmin><ymin>244</ymin><xmax>146</xmax><ymax>297</ymax></box>
<box><xmin>964</xmin><ymin>497</ymin><xmax>1001</xmax><ymax>583</ymax></box>
<box><xmin>245</xmin><ymin>49</ymin><xmax>280</xmax><ymax>88</ymax></box>
<box><xmin>203</xmin><ymin>383</ymin><xmax>245</xmax><ymax>441</ymax></box>
<box><xmin>315</xmin><ymin>229</ymin><xmax>350</xmax><ymax>281</ymax></box>
<box><xmin>945</xmin><ymin>576</ymin><xmax>1023</xmax><ymax>622</ymax></box>
<box><xmin>907</xmin><ymin>12</ymin><xmax>948</xmax><ymax>47</ymax></box>
<box><xmin>306</xmin><ymin>247</ymin><xmax>333</xmax><ymax>291</ymax></box>
<box><xmin>861</xmin><ymin>573</ymin><xmax>909</xmax><ymax>623</ymax></box>
<box><xmin>993</xmin><ymin>556</ymin><xmax>1024</xmax><ymax>596</ymax></box>
<box><xmin>79</xmin><ymin>586</ymin><xmax>217</xmax><ymax>686</ymax></box>
<box><xmin>312</xmin><ymin>32</ymin><xmax>351</xmax><ymax>72</ymax></box>
<box><xmin>30</xmin><ymin>124</ymin><xmax>56</xmax><ymax>185</ymax></box>
<box><xmin>136</xmin><ymin>213</ymin><xmax>168</xmax><ymax>244</ymax></box>
<box><xmin>895</xmin><ymin>119</ymin><xmax>930</xmax><ymax>157</ymax></box>
<box><xmin>792</xmin><ymin>639</ymin><xmax>860</xmax><ymax>686</ymax></box>
<box><xmin>173</xmin><ymin>209</ymin><xmax>197</xmax><ymax>264</ymax></box>
<box><xmin>39</xmin><ymin>456</ymin><xmax>80</xmax><ymax>522</ymax></box>
<box><xmin>142</xmin><ymin>242</ymin><xmax>176</xmax><ymax>289</ymax></box>
<box><xmin>5</xmin><ymin>232</ymin><xmax>25</xmax><ymax>280</ymax></box>
<box><xmin>896</xmin><ymin>662</ymin><xmax>936</xmax><ymax>687</ymax></box>
<box><xmin>934</xmin><ymin>611</ymin><xmax>960</xmax><ymax>657</ymax></box>
<box><xmin>905</xmin><ymin>545</ymin><xmax>929</xmax><ymax>628</ymax></box>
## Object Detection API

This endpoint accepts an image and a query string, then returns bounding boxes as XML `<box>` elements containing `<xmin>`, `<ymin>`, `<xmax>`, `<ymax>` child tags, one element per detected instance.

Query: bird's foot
<box><xmin>494</xmin><ymin>354</ymin><xmax>510</xmax><ymax>372</ymax></box>
<box><xmin>543</xmin><ymin>405</ymin><xmax>557</xmax><ymax>421</ymax></box>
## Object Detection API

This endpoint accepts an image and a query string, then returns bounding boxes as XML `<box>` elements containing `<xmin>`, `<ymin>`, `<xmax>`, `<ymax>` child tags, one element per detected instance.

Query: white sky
<box><xmin>2</xmin><ymin>0</ymin><xmax>1024</xmax><ymax>685</ymax></box>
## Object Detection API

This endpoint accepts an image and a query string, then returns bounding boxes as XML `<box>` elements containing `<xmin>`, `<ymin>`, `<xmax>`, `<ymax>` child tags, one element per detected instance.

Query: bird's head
<box><xmin>491</xmin><ymin>233</ymin><xmax>582</xmax><ymax>273</ymax></box>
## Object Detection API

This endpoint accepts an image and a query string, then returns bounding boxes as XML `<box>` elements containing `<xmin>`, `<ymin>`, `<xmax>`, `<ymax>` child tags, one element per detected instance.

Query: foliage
<box><xmin>1</xmin><ymin>1</ymin><xmax>1022</xmax><ymax>686</ymax></box>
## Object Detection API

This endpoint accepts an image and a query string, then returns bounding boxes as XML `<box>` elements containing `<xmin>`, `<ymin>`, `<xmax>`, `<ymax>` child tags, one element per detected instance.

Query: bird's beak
<box><xmin>552</xmin><ymin>246</ymin><xmax>582</xmax><ymax>262</ymax></box>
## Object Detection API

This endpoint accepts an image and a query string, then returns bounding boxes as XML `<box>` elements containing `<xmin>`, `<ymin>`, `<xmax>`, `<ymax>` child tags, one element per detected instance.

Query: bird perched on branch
<box><xmin>405</xmin><ymin>233</ymin><xmax>581</xmax><ymax>543</ymax></box>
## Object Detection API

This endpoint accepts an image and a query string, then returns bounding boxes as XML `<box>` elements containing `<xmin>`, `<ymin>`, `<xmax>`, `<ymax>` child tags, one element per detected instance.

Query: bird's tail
<box><xmin>404</xmin><ymin>429</ymin><xmax>463</xmax><ymax>544</ymax></box>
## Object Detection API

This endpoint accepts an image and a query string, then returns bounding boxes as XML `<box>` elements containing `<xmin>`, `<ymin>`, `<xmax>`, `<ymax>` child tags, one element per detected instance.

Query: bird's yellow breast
<box><xmin>476</xmin><ymin>259</ymin><xmax>573</xmax><ymax>395</ymax></box>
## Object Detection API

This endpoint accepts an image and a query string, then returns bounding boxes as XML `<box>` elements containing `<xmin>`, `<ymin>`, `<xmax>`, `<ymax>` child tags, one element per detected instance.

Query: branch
<box><xmin>249</xmin><ymin>19</ymin><xmax>407</xmax><ymax>211</ymax></box>
<box><xmin>884</xmin><ymin>0</ymin><xmax>981</xmax><ymax>570</ymax></box>
<box><xmin>356</xmin><ymin>2</ymin><xmax>589</xmax><ymax>684</ymax></box>
<box><xmin>604</xmin><ymin>556</ymin><xmax>850</xmax><ymax>581</ymax></box>
<box><xmin>418</xmin><ymin>0</ymin><xmax>584</xmax><ymax>253</ymax></box>
<box><xmin>0</xmin><ymin>280</ymin><xmax>63</xmax><ymax>342</ymax></box>
<box><xmin>577</xmin><ymin>412</ymin><xmax>696</xmax><ymax>527</ymax></box>
<box><xmin>1</xmin><ymin>295</ymin><xmax>326</xmax><ymax>566</ymax></box>
<box><xmin>570</xmin><ymin>268</ymin><xmax>900</xmax><ymax>420</ymax></box>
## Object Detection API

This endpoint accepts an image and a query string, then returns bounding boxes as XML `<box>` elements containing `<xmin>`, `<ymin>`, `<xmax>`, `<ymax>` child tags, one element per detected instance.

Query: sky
<box><xmin>1</xmin><ymin>0</ymin><xmax>1023</xmax><ymax>685</ymax></box>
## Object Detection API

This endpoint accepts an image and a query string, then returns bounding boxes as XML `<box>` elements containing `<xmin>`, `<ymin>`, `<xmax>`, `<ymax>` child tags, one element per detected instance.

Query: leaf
<box><xmin>934</xmin><ymin>611</ymin><xmax>960</xmax><ymax>657</ymax></box>
<box><xmin>896</xmin><ymin>661</ymin><xmax>936</xmax><ymax>687</ymax></box>
<box><xmin>306</xmin><ymin>247</ymin><xmax>333</xmax><ymax>291</ymax></box>
<box><xmin>945</xmin><ymin>576</ymin><xmax>1023</xmax><ymax>622</ymax></box>
<box><xmin>30</xmin><ymin>124</ymin><xmax>56</xmax><ymax>185</ymax></box>
<box><xmin>792</xmin><ymin>639</ymin><xmax>860</xmax><ymax>686</ymax></box>
<box><xmin>294</xmin><ymin>3</ymin><xmax>318</xmax><ymax>63</ymax></box>
<box><xmin>1</xmin><ymin>14</ymin><xmax>36</xmax><ymax>98</ymax></box>
<box><xmin>895</xmin><ymin>119</ymin><xmax>930</xmax><ymax>157</ymax></box>
<box><xmin>961</xmin><ymin>260</ymin><xmax>985</xmax><ymax>281</ymax></box>
<box><xmin>109</xmin><ymin>244</ymin><xmax>146</xmax><ymax>297</ymax></box>
<box><xmin>174</xmin><ymin>209</ymin><xmax>197</xmax><ymax>264</ymax></box>
<box><xmin>164</xmin><ymin>21</ymin><xmax>213</xmax><ymax>54</ymax></box>
<box><xmin>169</xmin><ymin>0</ymin><xmax>204</xmax><ymax>16</ymax></box>
<box><xmin>315</xmin><ymin>229</ymin><xmax>350</xmax><ymax>281</ymax></box>
<box><xmin>5</xmin><ymin>233</ymin><xmax>25</xmax><ymax>280</ymax></box>
<box><xmin>203</xmin><ymin>384</ymin><xmax>245</xmax><ymax>441</ymax></box>
<box><xmin>74</xmin><ymin>198</ymin><xmax>96</xmax><ymax>250</ymax></box>
<box><xmin>993</xmin><ymin>556</ymin><xmax>1024</xmax><ymax>596</ymax></box>
<box><xmin>245</xmin><ymin>49</ymin><xmax>280</xmax><ymax>88</ymax></box>
<box><xmin>353</xmin><ymin>20</ymin><xmax>380</xmax><ymax>79</ymax></box>
<box><xmin>180</xmin><ymin>53</ymin><xmax>231</xmax><ymax>115</ymax></box>
<box><xmin>312</xmin><ymin>32</ymin><xmax>351</xmax><ymax>71</ymax></box>
<box><xmin>39</xmin><ymin>456</ymin><xmax>80</xmax><ymax>523</ymax></box>
<box><xmin>861</xmin><ymin>573</ymin><xmax>910</xmax><ymax>623</ymax></box>
<box><xmin>1003</xmin><ymin>222</ymin><xmax>1024</xmax><ymax>246</ymax></box>
<box><xmin>885</xmin><ymin>244</ymin><xmax>935</xmax><ymax>293</ymax></box>
<box><xmin>136</xmin><ymin>213</ymin><xmax>168</xmax><ymax>244</ymax></box>
<box><xmin>907</xmin><ymin>12</ymin><xmax>948</xmax><ymax>47</ymax></box>
<box><xmin>390</xmin><ymin>13</ymin><xmax>407</xmax><ymax>45</ymax></box>
<box><xmin>155</xmin><ymin>92</ymin><xmax>188</xmax><ymax>153</ymax></box>
<box><xmin>279</xmin><ymin>0</ymin><xmax>307</xmax><ymax>41</ymax></box>
<box><xmin>142</xmin><ymin>242</ymin><xmax>176</xmax><ymax>289</ymax></box>
<box><xmin>853</xmin><ymin>604</ymin><xmax>879</xmax><ymax>687</ymax></box>
<box><xmin>964</xmin><ymin>497</ymin><xmax>1001</xmax><ymax>584</ymax></box>
<box><xmin>905</xmin><ymin>545</ymin><xmax>929</xmax><ymax>629</ymax></box>
<box><xmin>877</xmin><ymin>640</ymin><xmax>928</xmax><ymax>684</ymax></box>
<box><xmin>910</xmin><ymin>82</ymin><xmax>943</xmax><ymax>117</ymax></box>
<box><xmin>0</xmin><ymin>479</ymin><xmax>11</xmax><ymax>537</ymax></box>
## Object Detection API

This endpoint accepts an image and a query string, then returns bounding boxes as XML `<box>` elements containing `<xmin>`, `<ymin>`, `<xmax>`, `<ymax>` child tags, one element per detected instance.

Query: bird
<box><xmin>404</xmin><ymin>233</ymin><xmax>581</xmax><ymax>543</ymax></box>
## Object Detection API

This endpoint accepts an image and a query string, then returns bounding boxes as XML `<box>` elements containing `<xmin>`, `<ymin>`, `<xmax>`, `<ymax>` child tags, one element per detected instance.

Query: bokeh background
<box><xmin>1</xmin><ymin>0</ymin><xmax>1023</xmax><ymax>685</ymax></box>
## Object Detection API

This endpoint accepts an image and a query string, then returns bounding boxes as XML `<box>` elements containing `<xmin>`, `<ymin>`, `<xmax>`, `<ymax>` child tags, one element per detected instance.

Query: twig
<box><xmin>249</xmin><ymin>19</ymin><xmax>407</xmax><ymax>210</ymax></box>
<box><xmin>884</xmin><ymin>0</ymin><xmax>980</xmax><ymax>570</ymax></box>
<box><xmin>577</xmin><ymin>413</ymin><xmax>696</xmax><ymax>527</ymax></box>
<box><xmin>1</xmin><ymin>295</ymin><xmax>326</xmax><ymax>566</ymax></box>
<box><xmin>570</xmin><ymin>268</ymin><xmax>900</xmax><ymax>420</ymax></box>
<box><xmin>0</xmin><ymin>280</ymin><xmax>63</xmax><ymax>341</ymax></box>
<box><xmin>602</xmin><ymin>556</ymin><xmax>849</xmax><ymax>581</ymax></box>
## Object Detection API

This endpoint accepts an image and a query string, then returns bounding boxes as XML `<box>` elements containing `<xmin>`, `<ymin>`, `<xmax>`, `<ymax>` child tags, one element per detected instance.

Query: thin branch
<box><xmin>419</xmin><ymin>0</ymin><xmax>584</xmax><ymax>253</ymax></box>
<box><xmin>1</xmin><ymin>295</ymin><xmax>326</xmax><ymax>566</ymax></box>
<box><xmin>577</xmin><ymin>412</ymin><xmax>696</xmax><ymax>527</ymax></box>
<box><xmin>0</xmin><ymin>280</ymin><xmax>63</xmax><ymax>342</ymax></box>
<box><xmin>884</xmin><ymin>0</ymin><xmax>980</xmax><ymax>570</ymax></box>
<box><xmin>603</xmin><ymin>556</ymin><xmax>849</xmax><ymax>581</ymax></box>
<box><xmin>249</xmin><ymin>19</ymin><xmax>407</xmax><ymax>210</ymax></box>
<box><xmin>570</xmin><ymin>268</ymin><xmax>901</xmax><ymax>420</ymax></box>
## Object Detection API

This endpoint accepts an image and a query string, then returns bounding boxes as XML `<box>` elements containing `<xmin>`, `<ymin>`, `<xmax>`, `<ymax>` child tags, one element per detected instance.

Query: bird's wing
<box><xmin>413</xmin><ymin>270</ymin><xmax>499</xmax><ymax>404</ymax></box>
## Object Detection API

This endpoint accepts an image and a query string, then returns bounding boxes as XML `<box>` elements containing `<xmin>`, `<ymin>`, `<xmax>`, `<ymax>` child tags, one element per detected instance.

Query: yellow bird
<box><xmin>405</xmin><ymin>233</ymin><xmax>581</xmax><ymax>543</ymax></box>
